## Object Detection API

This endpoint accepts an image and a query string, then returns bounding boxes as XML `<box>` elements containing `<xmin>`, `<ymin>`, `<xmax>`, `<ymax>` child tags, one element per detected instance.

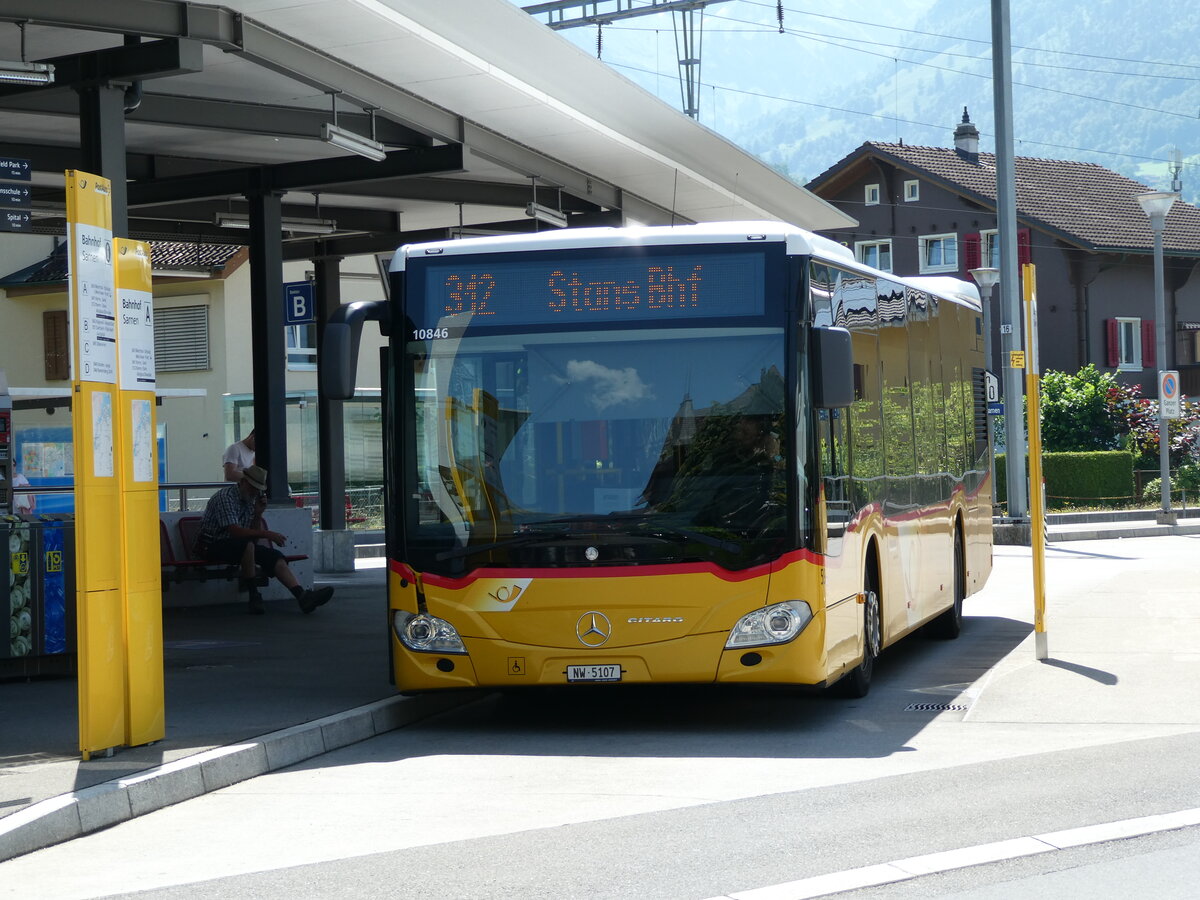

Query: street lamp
<box><xmin>1136</xmin><ymin>190</ymin><xmax>1178</xmax><ymax>523</ymax></box>
<box><xmin>970</xmin><ymin>267</ymin><xmax>1000</xmax><ymax>507</ymax></box>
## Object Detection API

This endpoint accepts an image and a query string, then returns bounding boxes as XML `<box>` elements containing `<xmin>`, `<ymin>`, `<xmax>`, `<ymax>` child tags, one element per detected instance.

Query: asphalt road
<box><xmin>3</xmin><ymin>535</ymin><xmax>1200</xmax><ymax>899</ymax></box>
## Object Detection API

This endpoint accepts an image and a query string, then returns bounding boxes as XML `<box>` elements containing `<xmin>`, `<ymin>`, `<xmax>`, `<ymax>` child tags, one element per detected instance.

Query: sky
<box><xmin>514</xmin><ymin>0</ymin><xmax>1200</xmax><ymax>198</ymax></box>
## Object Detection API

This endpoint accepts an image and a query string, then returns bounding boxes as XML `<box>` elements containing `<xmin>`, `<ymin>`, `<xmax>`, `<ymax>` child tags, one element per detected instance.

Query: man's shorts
<box><xmin>202</xmin><ymin>537</ymin><xmax>285</xmax><ymax>573</ymax></box>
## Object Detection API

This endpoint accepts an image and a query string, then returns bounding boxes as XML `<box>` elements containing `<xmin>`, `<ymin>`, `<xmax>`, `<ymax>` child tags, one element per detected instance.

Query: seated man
<box><xmin>194</xmin><ymin>464</ymin><xmax>332</xmax><ymax>615</ymax></box>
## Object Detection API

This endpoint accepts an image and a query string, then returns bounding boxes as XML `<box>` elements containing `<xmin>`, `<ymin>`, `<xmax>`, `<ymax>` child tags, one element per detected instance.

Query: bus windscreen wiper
<box><xmin>435</xmin><ymin>529</ymin><xmax>568</xmax><ymax>562</ymax></box>
<box><xmin>631</xmin><ymin>524</ymin><xmax>742</xmax><ymax>555</ymax></box>
<box><xmin>593</xmin><ymin>515</ymin><xmax>743</xmax><ymax>555</ymax></box>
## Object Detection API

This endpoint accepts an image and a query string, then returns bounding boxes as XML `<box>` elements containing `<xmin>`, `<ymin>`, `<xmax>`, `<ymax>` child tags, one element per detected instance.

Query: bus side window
<box><xmin>819</xmin><ymin>407</ymin><xmax>848</xmax><ymax>556</ymax></box>
<box><xmin>809</xmin><ymin>261</ymin><xmax>834</xmax><ymax>327</ymax></box>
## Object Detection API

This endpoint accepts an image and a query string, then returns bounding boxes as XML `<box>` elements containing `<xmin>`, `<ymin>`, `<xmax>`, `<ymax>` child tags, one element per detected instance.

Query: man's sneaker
<box><xmin>247</xmin><ymin>593</ymin><xmax>265</xmax><ymax>615</ymax></box>
<box><xmin>298</xmin><ymin>586</ymin><xmax>333</xmax><ymax>614</ymax></box>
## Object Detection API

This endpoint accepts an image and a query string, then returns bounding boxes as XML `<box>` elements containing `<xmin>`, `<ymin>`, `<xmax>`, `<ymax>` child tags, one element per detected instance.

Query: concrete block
<box><xmin>0</xmin><ymin>796</ymin><xmax>80</xmax><ymax>862</ymax></box>
<box><xmin>370</xmin><ymin>697</ymin><xmax>410</xmax><ymax>733</ymax></box>
<box><xmin>200</xmin><ymin>744</ymin><xmax>269</xmax><ymax>792</ymax></box>
<box><xmin>123</xmin><ymin>761</ymin><xmax>206</xmax><ymax>817</ymax></box>
<box><xmin>263</xmin><ymin>724</ymin><xmax>327</xmax><ymax>771</ymax></box>
<box><xmin>313</xmin><ymin>529</ymin><xmax>357</xmax><ymax>573</ymax></box>
<box><xmin>320</xmin><ymin>710</ymin><xmax>375</xmax><ymax>751</ymax></box>
<box><xmin>75</xmin><ymin>781</ymin><xmax>133</xmax><ymax>834</ymax></box>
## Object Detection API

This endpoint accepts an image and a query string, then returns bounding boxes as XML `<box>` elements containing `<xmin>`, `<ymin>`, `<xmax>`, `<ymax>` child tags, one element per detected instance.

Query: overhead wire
<box><xmin>695</xmin><ymin>7</ymin><xmax>1200</xmax><ymax>120</ymax></box>
<box><xmin>598</xmin><ymin>57</ymin><xmax>1196</xmax><ymax>174</ymax></box>
<box><xmin>578</xmin><ymin>2</ymin><xmax>1197</xmax><ymax>171</ymax></box>
<box><xmin>737</xmin><ymin>0</ymin><xmax>1200</xmax><ymax>73</ymax></box>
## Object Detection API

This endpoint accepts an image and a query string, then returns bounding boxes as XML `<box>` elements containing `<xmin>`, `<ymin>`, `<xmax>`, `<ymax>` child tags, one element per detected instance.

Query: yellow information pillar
<box><xmin>115</xmin><ymin>239</ymin><xmax>164</xmax><ymax>746</ymax></box>
<box><xmin>67</xmin><ymin>171</ymin><xmax>125</xmax><ymax>757</ymax></box>
<box><xmin>1022</xmin><ymin>262</ymin><xmax>1049</xmax><ymax>661</ymax></box>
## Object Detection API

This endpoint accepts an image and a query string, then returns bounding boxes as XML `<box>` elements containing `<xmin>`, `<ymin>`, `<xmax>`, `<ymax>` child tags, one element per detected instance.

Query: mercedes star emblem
<box><xmin>576</xmin><ymin>611</ymin><xmax>611</xmax><ymax>647</ymax></box>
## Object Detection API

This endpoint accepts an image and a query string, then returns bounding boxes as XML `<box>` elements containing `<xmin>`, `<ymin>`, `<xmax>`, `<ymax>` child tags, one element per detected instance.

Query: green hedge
<box><xmin>995</xmin><ymin>450</ymin><xmax>1135</xmax><ymax>507</ymax></box>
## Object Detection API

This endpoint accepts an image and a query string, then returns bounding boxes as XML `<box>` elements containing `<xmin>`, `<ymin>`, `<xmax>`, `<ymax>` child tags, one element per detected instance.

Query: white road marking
<box><xmin>706</xmin><ymin>807</ymin><xmax>1200</xmax><ymax>899</ymax></box>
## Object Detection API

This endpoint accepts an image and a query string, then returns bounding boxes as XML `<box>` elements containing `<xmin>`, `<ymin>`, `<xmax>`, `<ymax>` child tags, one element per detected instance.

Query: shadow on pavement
<box><xmin>0</xmin><ymin>565</ymin><xmax>391</xmax><ymax>819</ymax></box>
<box><xmin>288</xmin><ymin>612</ymin><xmax>1032</xmax><ymax>765</ymax></box>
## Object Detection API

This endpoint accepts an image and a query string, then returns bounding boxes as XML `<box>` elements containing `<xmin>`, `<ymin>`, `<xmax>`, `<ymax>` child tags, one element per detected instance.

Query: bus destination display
<box><xmin>416</xmin><ymin>250</ymin><xmax>766</xmax><ymax>329</ymax></box>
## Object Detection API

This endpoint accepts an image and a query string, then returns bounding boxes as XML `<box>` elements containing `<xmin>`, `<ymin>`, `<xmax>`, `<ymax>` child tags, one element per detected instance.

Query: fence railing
<box><xmin>7</xmin><ymin>482</ymin><xmax>385</xmax><ymax>529</ymax></box>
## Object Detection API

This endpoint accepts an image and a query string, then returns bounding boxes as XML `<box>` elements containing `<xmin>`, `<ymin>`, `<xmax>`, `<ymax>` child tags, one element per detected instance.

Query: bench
<box><xmin>160</xmin><ymin>516</ymin><xmax>309</xmax><ymax>592</ymax></box>
<box><xmin>159</xmin><ymin>519</ymin><xmax>261</xmax><ymax>592</ymax></box>
<box><xmin>159</xmin><ymin>508</ymin><xmax>314</xmax><ymax>602</ymax></box>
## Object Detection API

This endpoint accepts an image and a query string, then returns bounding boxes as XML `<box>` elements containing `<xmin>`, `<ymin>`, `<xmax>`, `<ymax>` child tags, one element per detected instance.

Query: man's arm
<box><xmin>223</xmin><ymin>461</ymin><xmax>242</xmax><ymax>482</ymax></box>
<box><xmin>226</xmin><ymin>522</ymin><xmax>286</xmax><ymax>546</ymax></box>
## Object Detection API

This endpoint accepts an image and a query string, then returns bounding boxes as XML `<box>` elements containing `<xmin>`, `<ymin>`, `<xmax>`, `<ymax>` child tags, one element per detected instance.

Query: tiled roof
<box><xmin>0</xmin><ymin>240</ymin><xmax>243</xmax><ymax>288</ymax></box>
<box><xmin>811</xmin><ymin>143</ymin><xmax>1200</xmax><ymax>255</ymax></box>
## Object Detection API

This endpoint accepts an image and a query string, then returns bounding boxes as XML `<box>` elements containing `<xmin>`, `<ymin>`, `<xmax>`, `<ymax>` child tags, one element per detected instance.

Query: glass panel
<box><xmin>410</xmin><ymin>327</ymin><xmax>789</xmax><ymax>569</ymax></box>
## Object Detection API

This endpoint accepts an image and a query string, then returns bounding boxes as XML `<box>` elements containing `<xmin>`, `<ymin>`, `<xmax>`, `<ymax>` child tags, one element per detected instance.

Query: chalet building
<box><xmin>806</xmin><ymin>110</ymin><xmax>1200</xmax><ymax>395</ymax></box>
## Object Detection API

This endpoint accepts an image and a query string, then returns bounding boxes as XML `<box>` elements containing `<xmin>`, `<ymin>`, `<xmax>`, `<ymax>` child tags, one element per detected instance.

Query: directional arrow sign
<box><xmin>1</xmin><ymin>209</ymin><xmax>32</xmax><ymax>232</ymax></box>
<box><xmin>0</xmin><ymin>157</ymin><xmax>31</xmax><ymax>181</ymax></box>
<box><xmin>0</xmin><ymin>183</ymin><xmax>31</xmax><ymax>207</ymax></box>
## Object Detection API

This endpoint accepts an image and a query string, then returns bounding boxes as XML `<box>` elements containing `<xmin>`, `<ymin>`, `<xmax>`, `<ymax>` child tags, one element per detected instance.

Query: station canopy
<box><xmin>0</xmin><ymin>0</ymin><xmax>854</xmax><ymax>261</ymax></box>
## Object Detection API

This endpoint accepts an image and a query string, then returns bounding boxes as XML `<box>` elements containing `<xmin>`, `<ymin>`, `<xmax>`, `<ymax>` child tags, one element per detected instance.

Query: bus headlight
<box><xmin>393</xmin><ymin>610</ymin><xmax>467</xmax><ymax>654</ymax></box>
<box><xmin>725</xmin><ymin>601</ymin><xmax>813</xmax><ymax>649</ymax></box>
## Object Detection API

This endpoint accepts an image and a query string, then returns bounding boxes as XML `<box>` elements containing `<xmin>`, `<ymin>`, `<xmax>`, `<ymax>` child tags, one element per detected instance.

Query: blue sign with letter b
<box><xmin>284</xmin><ymin>281</ymin><xmax>315</xmax><ymax>325</ymax></box>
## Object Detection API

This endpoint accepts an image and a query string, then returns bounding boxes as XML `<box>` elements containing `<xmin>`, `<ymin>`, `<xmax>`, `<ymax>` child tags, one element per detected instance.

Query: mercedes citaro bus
<box><xmin>323</xmin><ymin>221</ymin><xmax>992</xmax><ymax>697</ymax></box>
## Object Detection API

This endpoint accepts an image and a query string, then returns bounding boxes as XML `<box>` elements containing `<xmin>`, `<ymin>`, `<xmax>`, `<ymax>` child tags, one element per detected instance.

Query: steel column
<box><xmin>991</xmin><ymin>0</ymin><xmax>1027</xmax><ymax>520</ymax></box>
<box><xmin>77</xmin><ymin>83</ymin><xmax>128</xmax><ymax>236</ymax></box>
<box><xmin>247</xmin><ymin>191</ymin><xmax>290</xmax><ymax>501</ymax></box>
<box><xmin>315</xmin><ymin>256</ymin><xmax>347</xmax><ymax>531</ymax></box>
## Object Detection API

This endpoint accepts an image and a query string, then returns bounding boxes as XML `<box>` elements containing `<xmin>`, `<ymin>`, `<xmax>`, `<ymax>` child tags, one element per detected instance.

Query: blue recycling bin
<box><xmin>2</xmin><ymin>513</ymin><xmax>75</xmax><ymax>679</ymax></box>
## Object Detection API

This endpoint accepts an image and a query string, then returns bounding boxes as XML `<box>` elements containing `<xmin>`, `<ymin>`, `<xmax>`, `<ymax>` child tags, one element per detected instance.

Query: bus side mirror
<box><xmin>811</xmin><ymin>325</ymin><xmax>853</xmax><ymax>409</ymax></box>
<box><xmin>320</xmin><ymin>300</ymin><xmax>391</xmax><ymax>400</ymax></box>
<box><xmin>321</xmin><ymin>322</ymin><xmax>357</xmax><ymax>400</ymax></box>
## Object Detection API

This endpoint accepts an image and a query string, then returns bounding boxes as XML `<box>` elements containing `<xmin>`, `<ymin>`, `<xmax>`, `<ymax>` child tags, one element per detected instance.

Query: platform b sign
<box><xmin>1160</xmin><ymin>370</ymin><xmax>1181</xmax><ymax>420</ymax></box>
<box><xmin>284</xmin><ymin>280</ymin><xmax>315</xmax><ymax>325</ymax></box>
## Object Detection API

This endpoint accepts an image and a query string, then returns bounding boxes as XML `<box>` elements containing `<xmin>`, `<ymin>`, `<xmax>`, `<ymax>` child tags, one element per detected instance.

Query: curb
<box><xmin>0</xmin><ymin>690</ymin><xmax>479</xmax><ymax>863</ymax></box>
<box><xmin>994</xmin><ymin>518</ymin><xmax>1200</xmax><ymax>545</ymax></box>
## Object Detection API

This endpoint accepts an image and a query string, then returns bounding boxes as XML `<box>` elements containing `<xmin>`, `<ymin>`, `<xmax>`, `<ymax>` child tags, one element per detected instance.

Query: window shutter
<box><xmin>154</xmin><ymin>305</ymin><xmax>210</xmax><ymax>372</ymax></box>
<box><xmin>1142</xmin><ymin>320</ymin><xmax>1156</xmax><ymax>368</ymax></box>
<box><xmin>962</xmin><ymin>232</ymin><xmax>981</xmax><ymax>272</ymax></box>
<box><xmin>43</xmin><ymin>310</ymin><xmax>69</xmax><ymax>380</ymax></box>
<box><xmin>1106</xmin><ymin>319</ymin><xmax>1119</xmax><ymax>368</ymax></box>
<box><xmin>1017</xmin><ymin>228</ymin><xmax>1032</xmax><ymax>266</ymax></box>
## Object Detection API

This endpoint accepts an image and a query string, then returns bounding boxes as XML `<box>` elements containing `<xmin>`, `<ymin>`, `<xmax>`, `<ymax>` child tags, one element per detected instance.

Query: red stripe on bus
<box><xmin>390</xmin><ymin>549</ymin><xmax>823</xmax><ymax>590</ymax></box>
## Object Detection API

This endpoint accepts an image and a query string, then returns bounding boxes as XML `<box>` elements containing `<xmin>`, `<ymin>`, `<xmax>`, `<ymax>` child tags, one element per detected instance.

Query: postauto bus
<box><xmin>323</xmin><ymin>221</ymin><xmax>992</xmax><ymax>697</ymax></box>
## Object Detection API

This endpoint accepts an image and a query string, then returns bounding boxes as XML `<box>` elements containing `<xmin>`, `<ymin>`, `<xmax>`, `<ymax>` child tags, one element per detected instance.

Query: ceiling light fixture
<box><xmin>321</xmin><ymin>92</ymin><xmax>387</xmax><ymax>161</ymax></box>
<box><xmin>321</xmin><ymin>122</ymin><xmax>387</xmax><ymax>162</ymax></box>
<box><xmin>3</xmin><ymin>24</ymin><xmax>54</xmax><ymax>85</ymax></box>
<box><xmin>215</xmin><ymin>212</ymin><xmax>337</xmax><ymax>234</ymax></box>
<box><xmin>0</xmin><ymin>59</ymin><xmax>53</xmax><ymax>85</ymax></box>
<box><xmin>525</xmin><ymin>202</ymin><xmax>568</xmax><ymax>228</ymax></box>
<box><xmin>154</xmin><ymin>267</ymin><xmax>214</xmax><ymax>279</ymax></box>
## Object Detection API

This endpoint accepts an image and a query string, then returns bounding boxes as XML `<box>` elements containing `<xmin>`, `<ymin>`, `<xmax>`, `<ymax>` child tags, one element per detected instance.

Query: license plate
<box><xmin>566</xmin><ymin>664</ymin><xmax>622</xmax><ymax>683</ymax></box>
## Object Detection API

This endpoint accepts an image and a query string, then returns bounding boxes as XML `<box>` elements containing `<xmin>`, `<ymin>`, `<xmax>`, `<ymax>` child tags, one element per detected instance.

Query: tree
<box><xmin>1038</xmin><ymin>365</ymin><xmax>1124</xmax><ymax>452</ymax></box>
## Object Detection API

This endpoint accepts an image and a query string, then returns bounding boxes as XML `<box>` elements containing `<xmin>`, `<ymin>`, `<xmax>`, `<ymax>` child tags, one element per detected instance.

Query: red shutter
<box><xmin>1017</xmin><ymin>228</ymin><xmax>1032</xmax><ymax>266</ymax></box>
<box><xmin>962</xmin><ymin>232</ymin><xmax>981</xmax><ymax>272</ymax></box>
<box><xmin>1106</xmin><ymin>319</ymin><xmax>1119</xmax><ymax>368</ymax></box>
<box><xmin>1142</xmin><ymin>320</ymin><xmax>1156</xmax><ymax>369</ymax></box>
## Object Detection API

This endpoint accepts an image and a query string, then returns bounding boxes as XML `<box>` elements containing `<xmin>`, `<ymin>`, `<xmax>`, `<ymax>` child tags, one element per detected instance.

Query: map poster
<box><xmin>115</xmin><ymin>240</ymin><xmax>156</xmax><ymax>391</ymax></box>
<box><xmin>66</xmin><ymin>172</ymin><xmax>116</xmax><ymax>385</ymax></box>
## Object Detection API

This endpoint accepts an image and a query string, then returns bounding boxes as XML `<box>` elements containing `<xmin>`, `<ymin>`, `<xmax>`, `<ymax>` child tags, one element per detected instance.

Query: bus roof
<box><xmin>391</xmin><ymin>220</ymin><xmax>980</xmax><ymax>308</ymax></box>
<box><xmin>391</xmin><ymin>220</ymin><xmax>853</xmax><ymax>267</ymax></box>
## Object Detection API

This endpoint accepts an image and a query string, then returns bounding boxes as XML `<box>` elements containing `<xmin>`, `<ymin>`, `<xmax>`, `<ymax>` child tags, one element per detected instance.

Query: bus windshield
<box><xmin>408</xmin><ymin>325</ymin><xmax>789</xmax><ymax>572</ymax></box>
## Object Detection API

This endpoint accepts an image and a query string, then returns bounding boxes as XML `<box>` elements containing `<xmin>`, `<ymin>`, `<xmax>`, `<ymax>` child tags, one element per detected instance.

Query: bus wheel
<box><xmin>838</xmin><ymin>567</ymin><xmax>881</xmax><ymax>699</ymax></box>
<box><xmin>928</xmin><ymin>528</ymin><xmax>965</xmax><ymax>640</ymax></box>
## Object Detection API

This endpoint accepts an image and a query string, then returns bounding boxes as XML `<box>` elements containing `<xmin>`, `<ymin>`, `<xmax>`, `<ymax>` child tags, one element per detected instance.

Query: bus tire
<box><xmin>838</xmin><ymin>557</ymin><xmax>881</xmax><ymax>699</ymax></box>
<box><xmin>928</xmin><ymin>526</ymin><xmax>965</xmax><ymax>640</ymax></box>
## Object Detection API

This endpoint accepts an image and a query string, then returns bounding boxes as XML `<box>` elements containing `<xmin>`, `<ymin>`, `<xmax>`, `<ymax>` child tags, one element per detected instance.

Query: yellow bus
<box><xmin>325</xmin><ymin>221</ymin><xmax>992</xmax><ymax>696</ymax></box>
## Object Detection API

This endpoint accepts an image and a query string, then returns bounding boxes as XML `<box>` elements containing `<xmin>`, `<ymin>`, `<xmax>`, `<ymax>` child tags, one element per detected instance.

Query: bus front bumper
<box><xmin>391</xmin><ymin>626</ymin><xmax>829</xmax><ymax>691</ymax></box>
